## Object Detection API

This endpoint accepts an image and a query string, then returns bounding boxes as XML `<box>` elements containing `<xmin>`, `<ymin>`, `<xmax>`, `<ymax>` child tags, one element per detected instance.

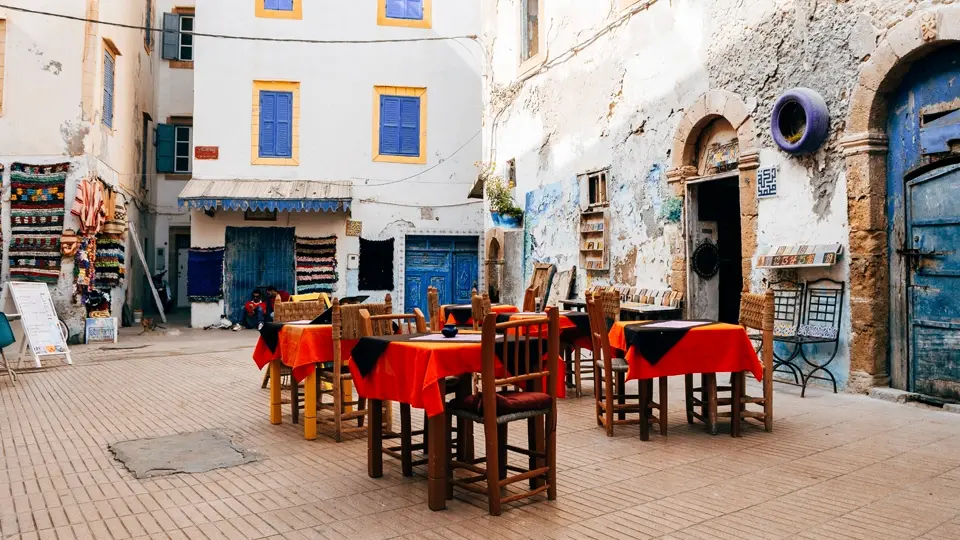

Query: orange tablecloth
<box><xmin>505</xmin><ymin>311</ymin><xmax>593</xmax><ymax>349</ymax></box>
<box><xmin>443</xmin><ymin>304</ymin><xmax>519</xmax><ymax>326</ymax></box>
<box><xmin>350</xmin><ymin>336</ymin><xmax>565</xmax><ymax>417</ymax></box>
<box><xmin>608</xmin><ymin>321</ymin><xmax>762</xmax><ymax>382</ymax></box>
<box><xmin>252</xmin><ymin>325</ymin><xmax>356</xmax><ymax>382</ymax></box>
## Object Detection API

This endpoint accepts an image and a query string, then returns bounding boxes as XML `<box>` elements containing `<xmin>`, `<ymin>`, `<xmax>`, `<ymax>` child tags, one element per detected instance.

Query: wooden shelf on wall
<box><xmin>579</xmin><ymin>208</ymin><xmax>609</xmax><ymax>272</ymax></box>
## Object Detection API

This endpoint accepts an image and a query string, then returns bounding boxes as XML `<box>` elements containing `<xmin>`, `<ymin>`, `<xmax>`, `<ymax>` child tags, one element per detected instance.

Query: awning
<box><xmin>178</xmin><ymin>179</ymin><xmax>352</xmax><ymax>212</ymax></box>
<box><xmin>756</xmin><ymin>244</ymin><xmax>843</xmax><ymax>269</ymax></box>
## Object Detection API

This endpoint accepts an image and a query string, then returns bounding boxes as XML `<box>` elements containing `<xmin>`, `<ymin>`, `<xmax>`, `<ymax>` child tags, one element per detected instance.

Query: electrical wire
<box><xmin>0</xmin><ymin>3</ymin><xmax>478</xmax><ymax>45</ymax></box>
<box><xmin>352</xmin><ymin>127</ymin><xmax>482</xmax><ymax>186</ymax></box>
<box><xmin>357</xmin><ymin>198</ymin><xmax>481</xmax><ymax>208</ymax></box>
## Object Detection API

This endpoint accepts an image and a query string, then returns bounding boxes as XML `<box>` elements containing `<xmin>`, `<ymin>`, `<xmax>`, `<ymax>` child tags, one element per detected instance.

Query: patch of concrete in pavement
<box><xmin>109</xmin><ymin>430</ymin><xmax>256</xmax><ymax>478</ymax></box>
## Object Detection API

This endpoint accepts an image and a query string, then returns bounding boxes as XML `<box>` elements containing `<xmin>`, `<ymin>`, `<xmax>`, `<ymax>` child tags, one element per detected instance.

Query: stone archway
<box><xmin>840</xmin><ymin>6</ymin><xmax>960</xmax><ymax>391</ymax></box>
<box><xmin>666</xmin><ymin>89</ymin><xmax>760</xmax><ymax>298</ymax></box>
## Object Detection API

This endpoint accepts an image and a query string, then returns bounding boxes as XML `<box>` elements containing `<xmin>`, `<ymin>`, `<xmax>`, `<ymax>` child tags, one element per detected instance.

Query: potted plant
<box><xmin>479</xmin><ymin>162</ymin><xmax>524</xmax><ymax>228</ymax></box>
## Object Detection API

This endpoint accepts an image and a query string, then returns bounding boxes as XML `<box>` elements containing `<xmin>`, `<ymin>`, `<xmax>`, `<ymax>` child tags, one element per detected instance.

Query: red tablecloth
<box><xmin>506</xmin><ymin>311</ymin><xmax>592</xmax><ymax>349</ymax></box>
<box><xmin>350</xmin><ymin>336</ymin><xmax>566</xmax><ymax>417</ymax></box>
<box><xmin>442</xmin><ymin>304</ymin><xmax>519</xmax><ymax>326</ymax></box>
<box><xmin>252</xmin><ymin>325</ymin><xmax>356</xmax><ymax>382</ymax></box>
<box><xmin>608</xmin><ymin>321</ymin><xmax>762</xmax><ymax>382</ymax></box>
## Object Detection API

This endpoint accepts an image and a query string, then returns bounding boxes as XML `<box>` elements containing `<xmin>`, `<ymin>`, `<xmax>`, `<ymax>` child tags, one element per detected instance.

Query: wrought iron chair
<box><xmin>751</xmin><ymin>280</ymin><xmax>806</xmax><ymax>385</ymax></box>
<box><xmin>791</xmin><ymin>279</ymin><xmax>845</xmax><ymax>396</ymax></box>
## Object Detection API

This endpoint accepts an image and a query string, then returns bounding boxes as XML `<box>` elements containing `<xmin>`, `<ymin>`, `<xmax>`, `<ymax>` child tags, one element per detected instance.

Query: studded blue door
<box><xmin>224</xmin><ymin>227</ymin><xmax>296</xmax><ymax>322</ymax></box>
<box><xmin>906</xmin><ymin>164</ymin><xmax>960</xmax><ymax>400</ymax></box>
<box><xmin>405</xmin><ymin>236</ymin><xmax>478</xmax><ymax>322</ymax></box>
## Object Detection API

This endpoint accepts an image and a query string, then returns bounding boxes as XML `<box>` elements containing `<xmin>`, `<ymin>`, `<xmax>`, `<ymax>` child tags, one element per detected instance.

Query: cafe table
<box><xmin>252</xmin><ymin>323</ymin><xmax>356</xmax><ymax>440</ymax></box>
<box><xmin>560</xmin><ymin>299</ymin><xmax>681</xmax><ymax>320</ymax></box>
<box><xmin>441</xmin><ymin>304</ymin><xmax>519</xmax><ymax>326</ymax></box>
<box><xmin>607</xmin><ymin>320</ymin><xmax>761</xmax><ymax>439</ymax></box>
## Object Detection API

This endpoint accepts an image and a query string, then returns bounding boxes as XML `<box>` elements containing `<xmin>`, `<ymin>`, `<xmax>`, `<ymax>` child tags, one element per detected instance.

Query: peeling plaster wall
<box><xmin>482</xmin><ymin>0</ymin><xmax>935</xmax><ymax>389</ymax></box>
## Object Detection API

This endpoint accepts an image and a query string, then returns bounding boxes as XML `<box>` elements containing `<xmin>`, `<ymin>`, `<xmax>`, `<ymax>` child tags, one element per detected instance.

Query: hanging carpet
<box><xmin>9</xmin><ymin>163</ymin><xmax>69</xmax><ymax>283</ymax></box>
<box><xmin>358</xmin><ymin>237</ymin><xmax>395</xmax><ymax>291</ymax></box>
<box><xmin>295</xmin><ymin>235</ymin><xmax>338</xmax><ymax>294</ymax></box>
<box><xmin>188</xmin><ymin>247</ymin><xmax>225</xmax><ymax>303</ymax></box>
<box><xmin>95</xmin><ymin>233</ymin><xmax>126</xmax><ymax>288</ymax></box>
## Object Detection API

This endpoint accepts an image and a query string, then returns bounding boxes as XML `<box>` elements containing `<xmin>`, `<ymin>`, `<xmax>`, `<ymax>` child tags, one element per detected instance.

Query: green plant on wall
<box><xmin>662</xmin><ymin>196</ymin><xmax>683</xmax><ymax>223</ymax></box>
<box><xmin>479</xmin><ymin>162</ymin><xmax>524</xmax><ymax>219</ymax></box>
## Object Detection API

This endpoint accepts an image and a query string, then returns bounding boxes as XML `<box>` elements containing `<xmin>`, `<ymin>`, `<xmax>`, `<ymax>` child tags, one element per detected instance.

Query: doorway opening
<box><xmin>687</xmin><ymin>176</ymin><xmax>743</xmax><ymax>323</ymax></box>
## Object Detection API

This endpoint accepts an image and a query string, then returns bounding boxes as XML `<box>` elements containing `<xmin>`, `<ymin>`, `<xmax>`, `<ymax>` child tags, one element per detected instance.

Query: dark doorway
<box><xmin>697</xmin><ymin>178</ymin><xmax>743</xmax><ymax>324</ymax></box>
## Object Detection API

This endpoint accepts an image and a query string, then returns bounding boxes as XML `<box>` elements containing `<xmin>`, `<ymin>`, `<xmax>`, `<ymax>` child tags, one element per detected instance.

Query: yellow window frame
<box><xmin>377</xmin><ymin>0</ymin><xmax>432</xmax><ymax>29</ymax></box>
<box><xmin>251</xmin><ymin>80</ymin><xmax>301</xmax><ymax>166</ymax></box>
<box><xmin>256</xmin><ymin>0</ymin><xmax>303</xmax><ymax>20</ymax></box>
<box><xmin>372</xmin><ymin>86</ymin><xmax>427</xmax><ymax>165</ymax></box>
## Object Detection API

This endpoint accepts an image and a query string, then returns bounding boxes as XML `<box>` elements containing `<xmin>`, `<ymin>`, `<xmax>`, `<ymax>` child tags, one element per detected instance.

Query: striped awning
<box><xmin>178</xmin><ymin>179</ymin><xmax>352</xmax><ymax>212</ymax></box>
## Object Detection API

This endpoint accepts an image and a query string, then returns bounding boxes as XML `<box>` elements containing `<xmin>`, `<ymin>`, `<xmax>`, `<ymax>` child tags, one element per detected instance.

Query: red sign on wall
<box><xmin>194</xmin><ymin>146</ymin><xmax>219</xmax><ymax>160</ymax></box>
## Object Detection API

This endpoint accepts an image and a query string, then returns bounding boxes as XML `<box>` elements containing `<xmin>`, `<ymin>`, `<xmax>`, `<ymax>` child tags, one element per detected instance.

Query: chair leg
<box><xmin>573</xmin><ymin>348</ymin><xmax>583</xmax><ymax>398</ymax></box>
<box><xmin>400</xmin><ymin>404</ymin><xmax>413</xmax><ymax>477</ymax></box>
<box><xmin>604</xmin><ymin>367</ymin><xmax>614</xmax><ymax>436</ymax></box>
<box><xmin>527</xmin><ymin>416</ymin><xmax>545</xmax><ymax>490</ymax></box>
<box><xmin>485</xmin><ymin>421</ymin><xmax>502</xmax><ymax>516</ymax></box>
<box><xmin>261</xmin><ymin>369</ymin><xmax>270</xmax><ymax>389</ymax></box>
<box><xmin>658</xmin><ymin>377</ymin><xmax>668</xmax><ymax>436</ymax></box>
<box><xmin>594</xmin><ymin>362</ymin><xmax>603</xmax><ymax>427</ymax></box>
<box><xmin>616</xmin><ymin>371</ymin><xmax>627</xmax><ymax>421</ymax></box>
<box><xmin>445</xmin><ymin>412</ymin><xmax>454</xmax><ymax>501</ymax></box>
<box><xmin>497</xmin><ymin>423</ymin><xmax>508</xmax><ymax>481</ymax></box>
<box><xmin>547</xmin><ymin>408</ymin><xmax>557</xmax><ymax>501</ymax></box>
<box><xmin>684</xmin><ymin>374</ymin><xmax>694</xmax><ymax>424</ymax></box>
<box><xmin>705</xmin><ymin>374</ymin><xmax>718</xmax><ymax>436</ymax></box>
<box><xmin>357</xmin><ymin>397</ymin><xmax>366</xmax><ymax>427</ymax></box>
<box><xmin>291</xmin><ymin>379</ymin><xmax>299</xmax><ymax>425</ymax></box>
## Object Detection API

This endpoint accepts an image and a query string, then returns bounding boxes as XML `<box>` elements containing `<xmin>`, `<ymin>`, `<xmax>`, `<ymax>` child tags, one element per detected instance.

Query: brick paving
<box><xmin>1</xmin><ymin>328</ymin><xmax>959</xmax><ymax>539</ymax></box>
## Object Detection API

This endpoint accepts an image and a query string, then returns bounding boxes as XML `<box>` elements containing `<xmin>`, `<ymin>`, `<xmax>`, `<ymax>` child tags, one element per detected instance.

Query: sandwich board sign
<box><xmin>7</xmin><ymin>281</ymin><xmax>72</xmax><ymax>367</ymax></box>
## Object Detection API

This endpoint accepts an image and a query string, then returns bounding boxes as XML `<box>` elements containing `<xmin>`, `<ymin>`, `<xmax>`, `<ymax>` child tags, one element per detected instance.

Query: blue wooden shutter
<box><xmin>379</xmin><ymin>96</ymin><xmax>402</xmax><ymax>155</ymax></box>
<box><xmin>155</xmin><ymin>124</ymin><xmax>177</xmax><ymax>173</ymax></box>
<box><xmin>406</xmin><ymin>0</ymin><xmax>424</xmax><ymax>19</ymax></box>
<box><xmin>264</xmin><ymin>0</ymin><xmax>280</xmax><ymax>10</ymax></box>
<box><xmin>259</xmin><ymin>91</ymin><xmax>277</xmax><ymax>157</ymax></box>
<box><xmin>102</xmin><ymin>52</ymin><xmax>115</xmax><ymax>128</ymax></box>
<box><xmin>161</xmin><ymin>13</ymin><xmax>179</xmax><ymax>59</ymax></box>
<box><xmin>277</xmin><ymin>0</ymin><xmax>294</xmax><ymax>10</ymax></box>
<box><xmin>385</xmin><ymin>0</ymin><xmax>406</xmax><ymax>19</ymax></box>
<box><xmin>275</xmin><ymin>92</ymin><xmax>293</xmax><ymax>158</ymax></box>
<box><xmin>399</xmin><ymin>97</ymin><xmax>420</xmax><ymax>156</ymax></box>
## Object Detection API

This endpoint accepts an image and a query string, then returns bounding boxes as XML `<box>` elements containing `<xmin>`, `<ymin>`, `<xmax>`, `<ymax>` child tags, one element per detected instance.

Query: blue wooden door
<box><xmin>224</xmin><ymin>227</ymin><xmax>295</xmax><ymax>322</ymax></box>
<box><xmin>405</xmin><ymin>236</ymin><xmax>478</xmax><ymax>321</ymax></box>
<box><xmin>906</xmin><ymin>164</ymin><xmax>960</xmax><ymax>400</ymax></box>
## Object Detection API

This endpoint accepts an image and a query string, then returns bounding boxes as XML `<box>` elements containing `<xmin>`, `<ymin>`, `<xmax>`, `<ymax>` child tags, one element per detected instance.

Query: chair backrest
<box><xmin>427</xmin><ymin>287</ymin><xmax>441</xmax><ymax>331</ymax></box>
<box><xmin>274</xmin><ymin>300</ymin><xmax>325</xmax><ymax>323</ymax></box>
<box><xmin>291</xmin><ymin>293</ymin><xmax>321</xmax><ymax>302</ymax></box>
<box><xmin>471</xmin><ymin>294</ymin><xmax>491</xmax><ymax>331</ymax></box>
<box><xmin>602</xmin><ymin>290</ymin><xmax>620</xmax><ymax>323</ymax></box>
<box><xmin>769</xmin><ymin>280</ymin><xmax>805</xmax><ymax>331</ymax></box>
<box><xmin>522</xmin><ymin>287</ymin><xmax>536</xmax><ymax>312</ymax></box>
<box><xmin>359</xmin><ymin>308</ymin><xmax>426</xmax><ymax>337</ymax></box>
<box><xmin>0</xmin><ymin>314</ymin><xmax>16</xmax><ymax>350</ymax></box>
<box><xmin>800</xmin><ymin>279</ymin><xmax>845</xmax><ymax>340</ymax></box>
<box><xmin>336</xmin><ymin>294</ymin><xmax>392</xmax><ymax>340</ymax></box>
<box><xmin>477</xmin><ymin>308</ymin><xmax>559</xmax><ymax>411</ymax></box>
<box><xmin>740</xmin><ymin>289</ymin><xmax>774</xmax><ymax>379</ymax></box>
<box><xmin>585</xmin><ymin>296</ymin><xmax>614</xmax><ymax>375</ymax></box>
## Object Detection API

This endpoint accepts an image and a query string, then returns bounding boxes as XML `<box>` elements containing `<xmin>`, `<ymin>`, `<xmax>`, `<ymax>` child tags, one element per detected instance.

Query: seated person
<box><xmin>243</xmin><ymin>290</ymin><xmax>268</xmax><ymax>329</ymax></box>
<box><xmin>265</xmin><ymin>286</ymin><xmax>291</xmax><ymax>320</ymax></box>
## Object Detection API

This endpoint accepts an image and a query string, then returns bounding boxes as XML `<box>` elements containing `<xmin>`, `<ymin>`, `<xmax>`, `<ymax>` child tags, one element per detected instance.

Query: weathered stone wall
<box><xmin>482</xmin><ymin>0</ymin><xmax>943</xmax><ymax>390</ymax></box>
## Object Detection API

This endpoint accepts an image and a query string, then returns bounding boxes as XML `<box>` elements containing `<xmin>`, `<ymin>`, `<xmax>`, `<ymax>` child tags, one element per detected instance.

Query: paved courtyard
<box><xmin>1</xmin><ymin>327</ymin><xmax>959</xmax><ymax>539</ymax></box>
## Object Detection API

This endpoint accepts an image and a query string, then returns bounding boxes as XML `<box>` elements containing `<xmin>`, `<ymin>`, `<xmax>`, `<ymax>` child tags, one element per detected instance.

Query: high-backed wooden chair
<box><xmin>685</xmin><ymin>289</ymin><xmax>774</xmax><ymax>436</ymax></box>
<box><xmin>316</xmin><ymin>296</ymin><xmax>392</xmax><ymax>441</ymax></box>
<box><xmin>522</xmin><ymin>287</ymin><xmax>536</xmax><ymax>312</ymax></box>
<box><xmin>602</xmin><ymin>289</ymin><xmax>621</xmax><ymax>323</ymax></box>
<box><xmin>471</xmin><ymin>294</ymin><xmax>491</xmax><ymax>331</ymax></box>
<box><xmin>447</xmin><ymin>309</ymin><xmax>560</xmax><ymax>515</ymax></box>
<box><xmin>427</xmin><ymin>286</ymin><xmax>441</xmax><ymax>331</ymax></box>
<box><xmin>359</xmin><ymin>308</ymin><xmax>428</xmax><ymax>475</ymax></box>
<box><xmin>586</xmin><ymin>294</ymin><xmax>667</xmax><ymax>437</ymax></box>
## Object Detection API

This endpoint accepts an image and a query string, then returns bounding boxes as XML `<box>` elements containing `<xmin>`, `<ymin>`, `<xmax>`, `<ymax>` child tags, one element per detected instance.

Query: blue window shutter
<box><xmin>102</xmin><ymin>52</ymin><xmax>115</xmax><ymax>128</ymax></box>
<box><xmin>161</xmin><ymin>13</ymin><xmax>179</xmax><ymax>60</ymax></box>
<box><xmin>406</xmin><ymin>0</ymin><xmax>424</xmax><ymax>20</ymax></box>
<box><xmin>278</xmin><ymin>0</ymin><xmax>294</xmax><ymax>10</ymax></box>
<box><xmin>385</xmin><ymin>0</ymin><xmax>406</xmax><ymax>19</ymax></box>
<box><xmin>264</xmin><ymin>0</ymin><xmax>280</xmax><ymax>10</ymax></box>
<box><xmin>155</xmin><ymin>124</ymin><xmax>176</xmax><ymax>173</ymax></box>
<box><xmin>276</xmin><ymin>92</ymin><xmax>293</xmax><ymax>158</ymax></box>
<box><xmin>259</xmin><ymin>91</ymin><xmax>277</xmax><ymax>157</ymax></box>
<box><xmin>379</xmin><ymin>96</ymin><xmax>402</xmax><ymax>155</ymax></box>
<box><xmin>399</xmin><ymin>97</ymin><xmax>420</xmax><ymax>156</ymax></box>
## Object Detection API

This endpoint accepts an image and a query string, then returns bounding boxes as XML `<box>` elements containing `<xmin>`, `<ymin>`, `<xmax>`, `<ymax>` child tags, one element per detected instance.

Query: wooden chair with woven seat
<box><xmin>263</xmin><ymin>299</ymin><xmax>327</xmax><ymax>424</ymax></box>
<box><xmin>586</xmin><ymin>294</ymin><xmax>667</xmax><ymax>437</ymax></box>
<box><xmin>684</xmin><ymin>289</ymin><xmax>774</xmax><ymax>436</ymax></box>
<box><xmin>316</xmin><ymin>296</ymin><xmax>393</xmax><ymax>441</ymax></box>
<box><xmin>446</xmin><ymin>308</ymin><xmax>560</xmax><ymax>516</ymax></box>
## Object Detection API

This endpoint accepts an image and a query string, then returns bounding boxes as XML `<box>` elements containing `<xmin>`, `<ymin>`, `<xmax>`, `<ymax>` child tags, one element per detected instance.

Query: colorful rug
<box><xmin>188</xmin><ymin>247</ymin><xmax>225</xmax><ymax>303</ymax></box>
<box><xmin>295</xmin><ymin>235</ymin><xmax>338</xmax><ymax>294</ymax></box>
<box><xmin>95</xmin><ymin>233</ymin><xmax>126</xmax><ymax>288</ymax></box>
<box><xmin>358</xmin><ymin>237</ymin><xmax>395</xmax><ymax>291</ymax></box>
<box><xmin>9</xmin><ymin>163</ymin><xmax>69</xmax><ymax>283</ymax></box>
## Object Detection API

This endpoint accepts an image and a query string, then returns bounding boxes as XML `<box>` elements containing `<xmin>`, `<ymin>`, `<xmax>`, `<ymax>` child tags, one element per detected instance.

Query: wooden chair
<box><xmin>427</xmin><ymin>286</ymin><xmax>442</xmax><ymax>331</ymax></box>
<box><xmin>586</xmin><ymin>295</ymin><xmax>667</xmax><ymax>437</ymax></box>
<box><xmin>359</xmin><ymin>308</ymin><xmax>429</xmax><ymax>476</ymax></box>
<box><xmin>471</xmin><ymin>294</ymin><xmax>491</xmax><ymax>331</ymax></box>
<box><xmin>262</xmin><ymin>299</ymin><xmax>327</xmax><ymax>422</ymax></box>
<box><xmin>447</xmin><ymin>309</ymin><xmax>560</xmax><ymax>515</ymax></box>
<box><xmin>522</xmin><ymin>287</ymin><xmax>536</xmax><ymax>312</ymax></box>
<box><xmin>570</xmin><ymin>292</ymin><xmax>595</xmax><ymax>399</ymax></box>
<box><xmin>315</xmin><ymin>296</ymin><xmax>392</xmax><ymax>441</ymax></box>
<box><xmin>602</xmin><ymin>289</ymin><xmax>621</xmax><ymax>323</ymax></box>
<box><xmin>685</xmin><ymin>289</ymin><xmax>774</xmax><ymax>436</ymax></box>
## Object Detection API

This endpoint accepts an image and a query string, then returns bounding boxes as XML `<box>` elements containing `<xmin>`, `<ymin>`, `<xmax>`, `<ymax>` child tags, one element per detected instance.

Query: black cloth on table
<box><xmin>622</xmin><ymin>321</ymin><xmax>715</xmax><ymax>365</ymax></box>
<box><xmin>446</xmin><ymin>305</ymin><xmax>473</xmax><ymax>326</ymax></box>
<box><xmin>259</xmin><ymin>322</ymin><xmax>286</xmax><ymax>353</ymax></box>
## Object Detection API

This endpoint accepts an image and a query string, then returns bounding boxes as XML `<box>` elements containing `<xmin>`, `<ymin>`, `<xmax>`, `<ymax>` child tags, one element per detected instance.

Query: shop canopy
<box><xmin>178</xmin><ymin>179</ymin><xmax>352</xmax><ymax>212</ymax></box>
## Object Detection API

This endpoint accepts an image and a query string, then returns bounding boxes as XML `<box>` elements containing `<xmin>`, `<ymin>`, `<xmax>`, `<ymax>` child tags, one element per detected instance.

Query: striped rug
<box><xmin>295</xmin><ymin>235</ymin><xmax>338</xmax><ymax>294</ymax></box>
<box><xmin>9</xmin><ymin>163</ymin><xmax>69</xmax><ymax>283</ymax></box>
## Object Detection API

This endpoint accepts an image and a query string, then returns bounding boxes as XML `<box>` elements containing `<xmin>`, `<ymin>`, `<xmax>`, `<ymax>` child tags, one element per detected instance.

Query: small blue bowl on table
<box><xmin>441</xmin><ymin>325</ymin><xmax>459</xmax><ymax>338</ymax></box>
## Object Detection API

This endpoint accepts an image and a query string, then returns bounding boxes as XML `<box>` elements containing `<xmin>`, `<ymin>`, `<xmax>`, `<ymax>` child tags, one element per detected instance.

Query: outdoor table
<box><xmin>503</xmin><ymin>311</ymin><xmax>592</xmax><ymax>390</ymax></box>
<box><xmin>349</xmin><ymin>332</ymin><xmax>560</xmax><ymax>511</ymax></box>
<box><xmin>560</xmin><ymin>299</ymin><xmax>682</xmax><ymax>320</ymax></box>
<box><xmin>607</xmin><ymin>320</ymin><xmax>761</xmax><ymax>439</ymax></box>
<box><xmin>252</xmin><ymin>323</ymin><xmax>356</xmax><ymax>440</ymax></box>
<box><xmin>441</xmin><ymin>304</ymin><xmax>519</xmax><ymax>326</ymax></box>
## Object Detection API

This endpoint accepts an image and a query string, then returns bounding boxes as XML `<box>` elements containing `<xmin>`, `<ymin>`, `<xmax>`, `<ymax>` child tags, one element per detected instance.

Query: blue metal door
<box><xmin>906</xmin><ymin>164</ymin><xmax>960</xmax><ymax>400</ymax></box>
<box><xmin>224</xmin><ymin>227</ymin><xmax>295</xmax><ymax>322</ymax></box>
<box><xmin>405</xmin><ymin>236</ymin><xmax>478</xmax><ymax>321</ymax></box>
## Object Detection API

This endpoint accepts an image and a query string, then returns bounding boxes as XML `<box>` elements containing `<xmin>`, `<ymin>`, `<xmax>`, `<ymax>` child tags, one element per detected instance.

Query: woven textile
<box><xmin>295</xmin><ymin>235</ymin><xmax>338</xmax><ymax>294</ymax></box>
<box><xmin>187</xmin><ymin>247</ymin><xmax>225</xmax><ymax>303</ymax></box>
<box><xmin>95</xmin><ymin>233</ymin><xmax>126</xmax><ymax>288</ymax></box>
<box><xmin>9</xmin><ymin>163</ymin><xmax>69</xmax><ymax>283</ymax></box>
<box><xmin>358</xmin><ymin>237</ymin><xmax>395</xmax><ymax>291</ymax></box>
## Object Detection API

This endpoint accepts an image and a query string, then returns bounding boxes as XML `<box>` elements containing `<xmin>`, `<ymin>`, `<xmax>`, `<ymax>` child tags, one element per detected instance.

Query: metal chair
<box><xmin>790</xmin><ymin>279</ymin><xmax>845</xmax><ymax>396</ymax></box>
<box><xmin>756</xmin><ymin>280</ymin><xmax>806</xmax><ymax>385</ymax></box>
<box><xmin>0</xmin><ymin>314</ymin><xmax>17</xmax><ymax>385</ymax></box>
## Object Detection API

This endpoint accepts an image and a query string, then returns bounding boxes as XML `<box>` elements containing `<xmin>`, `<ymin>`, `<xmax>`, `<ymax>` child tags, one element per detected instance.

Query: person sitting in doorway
<box><xmin>265</xmin><ymin>286</ymin><xmax>291</xmax><ymax>320</ymax></box>
<box><xmin>243</xmin><ymin>289</ymin><xmax>268</xmax><ymax>330</ymax></box>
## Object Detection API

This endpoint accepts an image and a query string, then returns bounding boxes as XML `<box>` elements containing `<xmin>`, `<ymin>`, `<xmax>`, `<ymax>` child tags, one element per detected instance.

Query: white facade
<box><xmin>0</xmin><ymin>0</ymin><xmax>157</xmax><ymax>336</ymax></box>
<box><xmin>188</xmin><ymin>0</ymin><xmax>483</xmax><ymax>328</ymax></box>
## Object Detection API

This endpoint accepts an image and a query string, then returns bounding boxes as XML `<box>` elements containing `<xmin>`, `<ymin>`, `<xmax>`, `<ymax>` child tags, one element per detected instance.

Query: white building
<box><xmin>0</xmin><ymin>1</ymin><xmax>157</xmax><ymax>336</ymax></box>
<box><xmin>182</xmin><ymin>0</ymin><xmax>483</xmax><ymax>328</ymax></box>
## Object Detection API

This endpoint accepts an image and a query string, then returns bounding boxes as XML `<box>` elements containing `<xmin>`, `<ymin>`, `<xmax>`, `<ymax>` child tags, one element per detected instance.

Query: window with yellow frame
<box><xmin>251</xmin><ymin>81</ymin><xmax>300</xmax><ymax>166</ymax></box>
<box><xmin>256</xmin><ymin>0</ymin><xmax>302</xmax><ymax>20</ymax></box>
<box><xmin>372</xmin><ymin>86</ymin><xmax>427</xmax><ymax>165</ymax></box>
<box><xmin>378</xmin><ymin>0</ymin><xmax>432</xmax><ymax>29</ymax></box>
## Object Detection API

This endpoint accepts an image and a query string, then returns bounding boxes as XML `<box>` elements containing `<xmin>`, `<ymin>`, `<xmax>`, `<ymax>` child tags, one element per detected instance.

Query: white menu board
<box><xmin>8</xmin><ymin>281</ymin><xmax>72</xmax><ymax>367</ymax></box>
